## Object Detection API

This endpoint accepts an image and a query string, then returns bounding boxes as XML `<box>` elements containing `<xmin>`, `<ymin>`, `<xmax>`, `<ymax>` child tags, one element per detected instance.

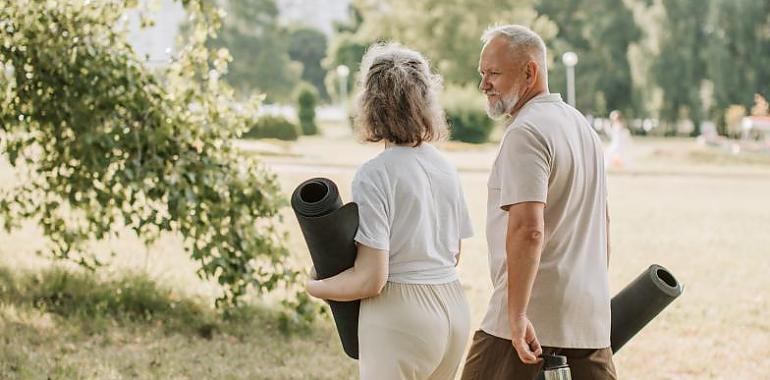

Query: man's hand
<box><xmin>510</xmin><ymin>314</ymin><xmax>542</xmax><ymax>364</ymax></box>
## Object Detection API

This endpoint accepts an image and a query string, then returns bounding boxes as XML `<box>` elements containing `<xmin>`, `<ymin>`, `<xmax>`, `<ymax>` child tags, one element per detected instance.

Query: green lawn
<box><xmin>2</xmin><ymin>129</ymin><xmax>769</xmax><ymax>379</ymax></box>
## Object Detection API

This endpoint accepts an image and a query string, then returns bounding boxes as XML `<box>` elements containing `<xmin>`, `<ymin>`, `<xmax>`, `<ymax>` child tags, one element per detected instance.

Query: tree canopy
<box><xmin>0</xmin><ymin>0</ymin><xmax>305</xmax><ymax>310</ymax></box>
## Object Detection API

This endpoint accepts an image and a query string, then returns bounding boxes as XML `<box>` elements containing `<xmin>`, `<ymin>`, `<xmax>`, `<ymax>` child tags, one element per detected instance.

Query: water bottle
<box><xmin>541</xmin><ymin>354</ymin><xmax>571</xmax><ymax>380</ymax></box>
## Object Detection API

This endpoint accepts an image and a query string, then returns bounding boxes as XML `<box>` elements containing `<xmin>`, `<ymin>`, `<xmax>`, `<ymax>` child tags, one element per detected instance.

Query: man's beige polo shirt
<box><xmin>481</xmin><ymin>93</ymin><xmax>611</xmax><ymax>348</ymax></box>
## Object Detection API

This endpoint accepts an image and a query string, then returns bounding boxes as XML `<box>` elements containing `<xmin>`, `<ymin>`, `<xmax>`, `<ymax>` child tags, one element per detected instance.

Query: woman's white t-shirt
<box><xmin>352</xmin><ymin>143</ymin><xmax>473</xmax><ymax>284</ymax></box>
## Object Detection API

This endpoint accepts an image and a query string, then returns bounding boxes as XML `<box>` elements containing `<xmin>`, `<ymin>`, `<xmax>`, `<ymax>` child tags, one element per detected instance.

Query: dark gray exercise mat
<box><xmin>610</xmin><ymin>264</ymin><xmax>683</xmax><ymax>353</ymax></box>
<box><xmin>291</xmin><ymin>177</ymin><xmax>360</xmax><ymax>359</ymax></box>
<box><xmin>535</xmin><ymin>264</ymin><xmax>683</xmax><ymax>379</ymax></box>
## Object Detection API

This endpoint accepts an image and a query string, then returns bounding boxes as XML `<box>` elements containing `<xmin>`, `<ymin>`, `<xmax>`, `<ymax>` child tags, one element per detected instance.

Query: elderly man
<box><xmin>461</xmin><ymin>25</ymin><xmax>616</xmax><ymax>379</ymax></box>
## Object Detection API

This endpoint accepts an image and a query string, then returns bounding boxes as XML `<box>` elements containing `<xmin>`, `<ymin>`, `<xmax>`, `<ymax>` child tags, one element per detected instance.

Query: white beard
<box><xmin>485</xmin><ymin>92</ymin><xmax>519</xmax><ymax>120</ymax></box>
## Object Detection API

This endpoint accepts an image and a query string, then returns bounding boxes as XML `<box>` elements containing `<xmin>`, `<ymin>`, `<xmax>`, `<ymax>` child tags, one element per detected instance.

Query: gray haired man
<box><xmin>461</xmin><ymin>25</ymin><xmax>616</xmax><ymax>379</ymax></box>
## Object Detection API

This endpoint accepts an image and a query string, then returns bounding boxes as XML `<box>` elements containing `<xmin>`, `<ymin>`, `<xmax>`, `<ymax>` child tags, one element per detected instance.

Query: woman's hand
<box><xmin>305</xmin><ymin>266</ymin><xmax>323</xmax><ymax>299</ymax></box>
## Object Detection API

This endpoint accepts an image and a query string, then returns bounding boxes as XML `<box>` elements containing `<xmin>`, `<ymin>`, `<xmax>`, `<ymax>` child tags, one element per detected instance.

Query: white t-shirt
<box><xmin>352</xmin><ymin>143</ymin><xmax>474</xmax><ymax>284</ymax></box>
<box><xmin>481</xmin><ymin>93</ymin><xmax>611</xmax><ymax>348</ymax></box>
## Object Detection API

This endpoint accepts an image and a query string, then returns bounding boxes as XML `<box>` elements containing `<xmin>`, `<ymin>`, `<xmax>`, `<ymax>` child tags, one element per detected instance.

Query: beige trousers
<box><xmin>358</xmin><ymin>281</ymin><xmax>470</xmax><ymax>380</ymax></box>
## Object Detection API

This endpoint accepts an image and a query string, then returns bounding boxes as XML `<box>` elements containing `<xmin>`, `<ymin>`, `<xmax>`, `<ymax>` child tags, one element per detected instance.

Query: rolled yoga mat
<box><xmin>535</xmin><ymin>264</ymin><xmax>683</xmax><ymax>379</ymax></box>
<box><xmin>291</xmin><ymin>177</ymin><xmax>360</xmax><ymax>359</ymax></box>
<box><xmin>610</xmin><ymin>263</ymin><xmax>683</xmax><ymax>353</ymax></box>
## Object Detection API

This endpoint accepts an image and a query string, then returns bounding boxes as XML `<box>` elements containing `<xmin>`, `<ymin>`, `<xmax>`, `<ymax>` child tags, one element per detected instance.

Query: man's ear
<box><xmin>526</xmin><ymin>61</ymin><xmax>538</xmax><ymax>85</ymax></box>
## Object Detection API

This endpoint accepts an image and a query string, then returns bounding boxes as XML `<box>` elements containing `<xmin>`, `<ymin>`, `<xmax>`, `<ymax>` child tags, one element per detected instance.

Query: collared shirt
<box><xmin>481</xmin><ymin>93</ymin><xmax>611</xmax><ymax>348</ymax></box>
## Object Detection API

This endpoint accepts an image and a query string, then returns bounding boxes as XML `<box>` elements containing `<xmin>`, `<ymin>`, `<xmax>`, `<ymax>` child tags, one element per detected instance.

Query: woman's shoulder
<box><xmin>354</xmin><ymin>155</ymin><xmax>389</xmax><ymax>184</ymax></box>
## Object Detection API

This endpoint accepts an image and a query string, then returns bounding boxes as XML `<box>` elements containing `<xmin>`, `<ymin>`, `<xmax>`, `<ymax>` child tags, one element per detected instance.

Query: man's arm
<box><xmin>306</xmin><ymin>244</ymin><xmax>389</xmax><ymax>302</ymax></box>
<box><xmin>505</xmin><ymin>201</ymin><xmax>545</xmax><ymax>364</ymax></box>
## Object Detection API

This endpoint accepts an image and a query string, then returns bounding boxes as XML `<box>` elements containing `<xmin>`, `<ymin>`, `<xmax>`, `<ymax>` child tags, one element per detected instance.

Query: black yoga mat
<box><xmin>536</xmin><ymin>264</ymin><xmax>683</xmax><ymax>380</ymax></box>
<box><xmin>291</xmin><ymin>177</ymin><xmax>360</xmax><ymax>359</ymax></box>
<box><xmin>610</xmin><ymin>264</ymin><xmax>683</xmax><ymax>353</ymax></box>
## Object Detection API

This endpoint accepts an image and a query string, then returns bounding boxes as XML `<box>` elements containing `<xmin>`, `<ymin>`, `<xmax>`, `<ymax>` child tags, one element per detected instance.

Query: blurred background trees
<box><xmin>186</xmin><ymin>0</ymin><xmax>768</xmax><ymax>142</ymax></box>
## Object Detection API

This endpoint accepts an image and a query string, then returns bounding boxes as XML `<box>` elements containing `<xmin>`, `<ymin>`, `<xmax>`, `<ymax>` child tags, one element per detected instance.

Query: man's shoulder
<box><xmin>502</xmin><ymin>119</ymin><xmax>547</xmax><ymax>145</ymax></box>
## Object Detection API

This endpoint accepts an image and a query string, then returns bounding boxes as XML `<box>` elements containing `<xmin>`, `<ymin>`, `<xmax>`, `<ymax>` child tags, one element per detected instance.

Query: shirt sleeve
<box><xmin>497</xmin><ymin>124</ymin><xmax>551</xmax><ymax>209</ymax></box>
<box><xmin>351</xmin><ymin>174</ymin><xmax>390</xmax><ymax>251</ymax></box>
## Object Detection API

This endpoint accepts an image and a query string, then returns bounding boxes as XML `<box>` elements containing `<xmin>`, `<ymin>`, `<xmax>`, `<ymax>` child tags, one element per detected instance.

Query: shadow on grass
<box><xmin>0</xmin><ymin>266</ymin><xmax>307</xmax><ymax>340</ymax></box>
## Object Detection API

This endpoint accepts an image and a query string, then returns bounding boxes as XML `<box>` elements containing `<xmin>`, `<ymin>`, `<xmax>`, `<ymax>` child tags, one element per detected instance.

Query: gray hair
<box><xmin>481</xmin><ymin>24</ymin><xmax>547</xmax><ymax>74</ymax></box>
<box><xmin>354</xmin><ymin>42</ymin><xmax>448</xmax><ymax>146</ymax></box>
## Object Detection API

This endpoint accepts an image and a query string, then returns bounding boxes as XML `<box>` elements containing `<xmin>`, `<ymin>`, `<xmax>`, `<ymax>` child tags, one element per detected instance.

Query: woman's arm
<box><xmin>305</xmin><ymin>243</ymin><xmax>389</xmax><ymax>302</ymax></box>
<box><xmin>454</xmin><ymin>240</ymin><xmax>462</xmax><ymax>267</ymax></box>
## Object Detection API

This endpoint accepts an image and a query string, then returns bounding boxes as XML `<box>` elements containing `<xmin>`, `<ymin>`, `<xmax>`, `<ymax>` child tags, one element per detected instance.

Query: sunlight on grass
<box><xmin>2</xmin><ymin>136</ymin><xmax>770</xmax><ymax>379</ymax></box>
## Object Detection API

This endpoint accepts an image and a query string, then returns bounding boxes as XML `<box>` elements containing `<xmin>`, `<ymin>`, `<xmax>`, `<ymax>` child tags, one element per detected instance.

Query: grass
<box><xmin>0</xmin><ymin>266</ymin><xmax>217</xmax><ymax>337</ymax></box>
<box><xmin>0</xmin><ymin>266</ymin><xmax>356</xmax><ymax>380</ymax></box>
<box><xmin>2</xmin><ymin>134</ymin><xmax>770</xmax><ymax>379</ymax></box>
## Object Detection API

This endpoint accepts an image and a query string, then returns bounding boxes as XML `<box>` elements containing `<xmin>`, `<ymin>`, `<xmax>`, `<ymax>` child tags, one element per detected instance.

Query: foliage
<box><xmin>650</xmin><ymin>0</ymin><xmax>709</xmax><ymax>134</ymax></box>
<box><xmin>0</xmin><ymin>266</ymin><xmax>216</xmax><ymax>336</ymax></box>
<box><xmin>244</xmin><ymin>115</ymin><xmax>301</xmax><ymax>141</ymax></box>
<box><xmin>205</xmin><ymin>0</ymin><xmax>302</xmax><ymax>101</ymax></box>
<box><xmin>724</xmin><ymin>105</ymin><xmax>747</xmax><ymax>137</ymax></box>
<box><xmin>322</xmin><ymin>2</ymin><xmax>370</xmax><ymax>101</ymax></box>
<box><xmin>288</xmin><ymin>27</ymin><xmax>329</xmax><ymax>100</ymax></box>
<box><xmin>752</xmin><ymin>94</ymin><xmax>769</xmax><ymax>117</ymax></box>
<box><xmin>0</xmin><ymin>0</ymin><xmax>306</xmax><ymax>309</ymax></box>
<box><xmin>442</xmin><ymin>85</ymin><xmax>495</xmax><ymax>144</ymax></box>
<box><xmin>645</xmin><ymin>0</ymin><xmax>770</xmax><ymax>134</ymax></box>
<box><xmin>536</xmin><ymin>0</ymin><xmax>641</xmax><ymax>117</ymax></box>
<box><xmin>329</xmin><ymin>0</ymin><xmax>769</xmax><ymax>135</ymax></box>
<box><xmin>352</xmin><ymin>0</ymin><xmax>557</xmax><ymax>86</ymax></box>
<box><xmin>296</xmin><ymin>83</ymin><xmax>319</xmax><ymax>136</ymax></box>
<box><xmin>704</xmin><ymin>0</ymin><xmax>770</xmax><ymax>115</ymax></box>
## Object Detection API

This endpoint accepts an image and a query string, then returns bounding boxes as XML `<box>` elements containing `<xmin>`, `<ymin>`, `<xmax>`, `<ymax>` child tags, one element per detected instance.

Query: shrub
<box><xmin>296</xmin><ymin>84</ymin><xmax>319</xmax><ymax>135</ymax></box>
<box><xmin>244</xmin><ymin>115</ymin><xmax>300</xmax><ymax>141</ymax></box>
<box><xmin>441</xmin><ymin>85</ymin><xmax>494</xmax><ymax>144</ymax></box>
<box><xmin>0</xmin><ymin>0</ymin><xmax>297</xmax><ymax>309</ymax></box>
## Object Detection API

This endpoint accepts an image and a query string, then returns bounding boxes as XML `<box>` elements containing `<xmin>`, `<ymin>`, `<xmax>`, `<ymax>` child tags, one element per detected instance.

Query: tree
<box><xmin>353</xmin><ymin>0</ymin><xmax>557</xmax><ymax>86</ymax></box>
<box><xmin>296</xmin><ymin>84</ymin><xmax>319</xmax><ymax>135</ymax></box>
<box><xmin>323</xmin><ymin>2</ymin><xmax>370</xmax><ymax>101</ymax></box>
<box><xmin>650</xmin><ymin>0</ymin><xmax>709</xmax><ymax>134</ymax></box>
<box><xmin>536</xmin><ymin>0</ymin><xmax>641</xmax><ymax>116</ymax></box>
<box><xmin>0</xmin><ymin>0</ymin><xmax>307</xmax><ymax>311</ymax></box>
<box><xmin>704</xmin><ymin>0</ymin><xmax>770</xmax><ymax>126</ymax></box>
<box><xmin>288</xmin><ymin>27</ymin><xmax>329</xmax><ymax>100</ymax></box>
<box><xmin>206</xmin><ymin>0</ymin><xmax>302</xmax><ymax>102</ymax></box>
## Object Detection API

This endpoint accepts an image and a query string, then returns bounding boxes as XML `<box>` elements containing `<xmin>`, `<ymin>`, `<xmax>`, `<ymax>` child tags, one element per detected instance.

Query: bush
<box><xmin>0</xmin><ymin>0</ymin><xmax>297</xmax><ymax>308</ymax></box>
<box><xmin>441</xmin><ymin>85</ymin><xmax>494</xmax><ymax>144</ymax></box>
<box><xmin>244</xmin><ymin>115</ymin><xmax>300</xmax><ymax>141</ymax></box>
<box><xmin>296</xmin><ymin>84</ymin><xmax>319</xmax><ymax>135</ymax></box>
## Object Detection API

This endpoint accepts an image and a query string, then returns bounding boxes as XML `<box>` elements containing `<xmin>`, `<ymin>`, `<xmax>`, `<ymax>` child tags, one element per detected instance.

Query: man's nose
<box><xmin>479</xmin><ymin>77</ymin><xmax>489</xmax><ymax>92</ymax></box>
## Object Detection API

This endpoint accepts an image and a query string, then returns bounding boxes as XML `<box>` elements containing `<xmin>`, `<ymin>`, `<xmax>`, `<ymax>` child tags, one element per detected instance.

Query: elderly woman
<box><xmin>305</xmin><ymin>43</ymin><xmax>474</xmax><ymax>380</ymax></box>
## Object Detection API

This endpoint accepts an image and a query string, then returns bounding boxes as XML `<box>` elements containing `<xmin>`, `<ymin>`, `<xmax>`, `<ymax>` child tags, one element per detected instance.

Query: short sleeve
<box><xmin>457</xmin><ymin>181</ymin><xmax>474</xmax><ymax>239</ymax></box>
<box><xmin>497</xmin><ymin>124</ymin><xmax>551</xmax><ymax>209</ymax></box>
<box><xmin>351</xmin><ymin>176</ymin><xmax>390</xmax><ymax>251</ymax></box>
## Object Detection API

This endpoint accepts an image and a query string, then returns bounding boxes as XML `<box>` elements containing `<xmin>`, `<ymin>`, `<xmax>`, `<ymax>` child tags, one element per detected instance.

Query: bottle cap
<box><xmin>542</xmin><ymin>354</ymin><xmax>569</xmax><ymax>370</ymax></box>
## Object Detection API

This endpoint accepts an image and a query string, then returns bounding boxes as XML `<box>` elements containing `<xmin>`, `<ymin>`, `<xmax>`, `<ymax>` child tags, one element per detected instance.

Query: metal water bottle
<box><xmin>542</xmin><ymin>354</ymin><xmax>571</xmax><ymax>380</ymax></box>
